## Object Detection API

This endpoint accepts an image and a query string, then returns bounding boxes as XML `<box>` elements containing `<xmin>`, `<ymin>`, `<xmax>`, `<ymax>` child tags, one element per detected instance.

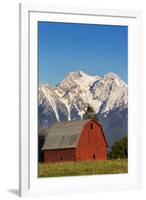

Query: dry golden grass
<box><xmin>38</xmin><ymin>159</ymin><xmax>128</xmax><ymax>177</ymax></box>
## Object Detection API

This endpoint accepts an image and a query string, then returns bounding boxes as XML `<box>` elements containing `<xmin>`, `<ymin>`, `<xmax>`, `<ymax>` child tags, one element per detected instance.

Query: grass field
<box><xmin>38</xmin><ymin>159</ymin><xmax>128</xmax><ymax>177</ymax></box>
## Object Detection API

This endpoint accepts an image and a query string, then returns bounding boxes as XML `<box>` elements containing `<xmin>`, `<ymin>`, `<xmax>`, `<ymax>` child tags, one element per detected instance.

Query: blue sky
<box><xmin>38</xmin><ymin>22</ymin><xmax>128</xmax><ymax>85</ymax></box>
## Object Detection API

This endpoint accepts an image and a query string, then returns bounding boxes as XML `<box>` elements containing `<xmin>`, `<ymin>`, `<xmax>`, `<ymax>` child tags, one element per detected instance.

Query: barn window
<box><xmin>60</xmin><ymin>156</ymin><xmax>63</xmax><ymax>160</ymax></box>
<box><xmin>93</xmin><ymin>154</ymin><xmax>96</xmax><ymax>159</ymax></box>
<box><xmin>90</xmin><ymin>123</ymin><xmax>93</xmax><ymax>129</ymax></box>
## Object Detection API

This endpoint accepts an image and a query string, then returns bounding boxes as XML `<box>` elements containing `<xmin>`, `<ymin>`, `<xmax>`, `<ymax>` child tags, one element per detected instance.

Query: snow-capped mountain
<box><xmin>38</xmin><ymin>71</ymin><xmax>128</xmax><ymax>147</ymax></box>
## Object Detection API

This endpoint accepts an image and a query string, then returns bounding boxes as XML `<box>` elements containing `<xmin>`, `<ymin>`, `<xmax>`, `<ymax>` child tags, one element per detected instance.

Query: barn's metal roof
<box><xmin>42</xmin><ymin>120</ymin><xmax>91</xmax><ymax>150</ymax></box>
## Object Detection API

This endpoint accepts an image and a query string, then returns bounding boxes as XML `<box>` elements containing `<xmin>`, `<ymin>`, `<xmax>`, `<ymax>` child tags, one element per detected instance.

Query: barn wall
<box><xmin>43</xmin><ymin>148</ymin><xmax>76</xmax><ymax>162</ymax></box>
<box><xmin>76</xmin><ymin>121</ymin><xmax>107</xmax><ymax>161</ymax></box>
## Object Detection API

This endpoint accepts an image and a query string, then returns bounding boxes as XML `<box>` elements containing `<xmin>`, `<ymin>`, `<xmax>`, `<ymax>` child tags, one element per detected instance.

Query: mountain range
<box><xmin>38</xmin><ymin>71</ymin><xmax>128</xmax><ymax>147</ymax></box>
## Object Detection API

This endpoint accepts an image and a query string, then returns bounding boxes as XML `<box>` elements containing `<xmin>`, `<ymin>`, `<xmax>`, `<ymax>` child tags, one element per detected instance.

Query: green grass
<box><xmin>38</xmin><ymin>159</ymin><xmax>128</xmax><ymax>177</ymax></box>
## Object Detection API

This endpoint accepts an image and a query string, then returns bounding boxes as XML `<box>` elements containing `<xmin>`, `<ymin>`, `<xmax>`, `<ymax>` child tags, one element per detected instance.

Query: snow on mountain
<box><xmin>38</xmin><ymin>71</ymin><xmax>128</xmax><ymax>146</ymax></box>
<box><xmin>53</xmin><ymin>71</ymin><xmax>101</xmax><ymax>118</ymax></box>
<box><xmin>90</xmin><ymin>72</ymin><xmax>128</xmax><ymax>114</ymax></box>
<box><xmin>57</xmin><ymin>71</ymin><xmax>100</xmax><ymax>90</ymax></box>
<box><xmin>38</xmin><ymin>85</ymin><xmax>69</xmax><ymax>126</ymax></box>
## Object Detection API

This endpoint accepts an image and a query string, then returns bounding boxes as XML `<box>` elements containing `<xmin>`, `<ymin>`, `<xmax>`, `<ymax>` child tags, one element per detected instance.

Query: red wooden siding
<box><xmin>43</xmin><ymin>148</ymin><xmax>76</xmax><ymax>162</ymax></box>
<box><xmin>76</xmin><ymin>121</ymin><xmax>107</xmax><ymax>161</ymax></box>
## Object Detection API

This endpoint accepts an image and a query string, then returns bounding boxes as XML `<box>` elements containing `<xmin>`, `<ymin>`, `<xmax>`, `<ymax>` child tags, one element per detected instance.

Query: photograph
<box><xmin>38</xmin><ymin>21</ymin><xmax>128</xmax><ymax>178</ymax></box>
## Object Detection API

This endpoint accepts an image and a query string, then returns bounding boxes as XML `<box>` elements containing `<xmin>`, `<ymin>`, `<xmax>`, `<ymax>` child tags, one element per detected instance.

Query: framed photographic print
<box><xmin>19</xmin><ymin>3</ymin><xmax>143</xmax><ymax>197</ymax></box>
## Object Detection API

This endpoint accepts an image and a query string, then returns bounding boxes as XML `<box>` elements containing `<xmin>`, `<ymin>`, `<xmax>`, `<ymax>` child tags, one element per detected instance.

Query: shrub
<box><xmin>108</xmin><ymin>136</ymin><xmax>128</xmax><ymax>159</ymax></box>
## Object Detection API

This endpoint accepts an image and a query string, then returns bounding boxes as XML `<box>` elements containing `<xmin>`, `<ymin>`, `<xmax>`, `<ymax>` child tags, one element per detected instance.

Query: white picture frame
<box><xmin>19</xmin><ymin>3</ymin><xmax>143</xmax><ymax>197</ymax></box>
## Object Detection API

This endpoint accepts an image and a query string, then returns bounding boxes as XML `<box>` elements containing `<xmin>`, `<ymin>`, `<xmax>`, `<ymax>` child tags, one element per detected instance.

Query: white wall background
<box><xmin>0</xmin><ymin>0</ymin><xmax>145</xmax><ymax>199</ymax></box>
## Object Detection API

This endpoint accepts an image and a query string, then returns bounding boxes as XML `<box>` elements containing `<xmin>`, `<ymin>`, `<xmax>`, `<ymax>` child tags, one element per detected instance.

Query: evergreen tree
<box><xmin>38</xmin><ymin>134</ymin><xmax>45</xmax><ymax>162</ymax></box>
<box><xmin>108</xmin><ymin>136</ymin><xmax>128</xmax><ymax>159</ymax></box>
<box><xmin>82</xmin><ymin>105</ymin><xmax>99</xmax><ymax>122</ymax></box>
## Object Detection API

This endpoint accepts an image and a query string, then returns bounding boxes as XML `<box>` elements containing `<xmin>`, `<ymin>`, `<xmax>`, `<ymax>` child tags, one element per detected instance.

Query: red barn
<box><xmin>42</xmin><ymin>119</ymin><xmax>108</xmax><ymax>162</ymax></box>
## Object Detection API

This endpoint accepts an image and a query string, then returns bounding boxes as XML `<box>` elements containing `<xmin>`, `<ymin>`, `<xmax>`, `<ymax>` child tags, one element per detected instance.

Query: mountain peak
<box><xmin>103</xmin><ymin>72</ymin><xmax>127</xmax><ymax>87</ymax></box>
<box><xmin>67</xmin><ymin>71</ymin><xmax>84</xmax><ymax>78</ymax></box>
<box><xmin>104</xmin><ymin>72</ymin><xmax>119</xmax><ymax>79</ymax></box>
<box><xmin>65</xmin><ymin>71</ymin><xmax>100</xmax><ymax>80</ymax></box>
<box><xmin>57</xmin><ymin>71</ymin><xmax>100</xmax><ymax>92</ymax></box>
